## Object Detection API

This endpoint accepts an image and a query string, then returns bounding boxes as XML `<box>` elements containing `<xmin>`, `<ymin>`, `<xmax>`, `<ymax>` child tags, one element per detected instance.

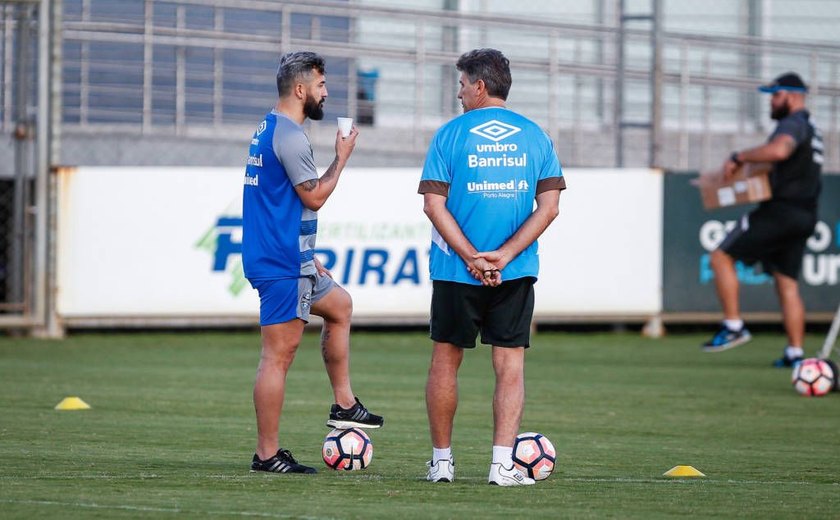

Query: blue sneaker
<box><xmin>772</xmin><ymin>355</ymin><xmax>802</xmax><ymax>368</ymax></box>
<box><xmin>702</xmin><ymin>325</ymin><xmax>752</xmax><ymax>352</ymax></box>
<box><xmin>772</xmin><ymin>347</ymin><xmax>805</xmax><ymax>368</ymax></box>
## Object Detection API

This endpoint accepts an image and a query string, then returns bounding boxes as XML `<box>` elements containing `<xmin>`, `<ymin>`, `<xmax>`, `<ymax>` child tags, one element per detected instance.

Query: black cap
<box><xmin>758</xmin><ymin>72</ymin><xmax>808</xmax><ymax>93</ymax></box>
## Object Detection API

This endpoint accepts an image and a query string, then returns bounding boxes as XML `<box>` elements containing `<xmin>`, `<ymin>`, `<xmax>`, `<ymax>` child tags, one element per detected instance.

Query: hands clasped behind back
<box><xmin>469</xmin><ymin>255</ymin><xmax>502</xmax><ymax>287</ymax></box>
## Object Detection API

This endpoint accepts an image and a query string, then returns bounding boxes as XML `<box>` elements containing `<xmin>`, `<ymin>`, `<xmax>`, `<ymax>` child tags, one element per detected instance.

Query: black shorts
<box><xmin>430</xmin><ymin>277</ymin><xmax>536</xmax><ymax>349</ymax></box>
<box><xmin>719</xmin><ymin>202</ymin><xmax>817</xmax><ymax>279</ymax></box>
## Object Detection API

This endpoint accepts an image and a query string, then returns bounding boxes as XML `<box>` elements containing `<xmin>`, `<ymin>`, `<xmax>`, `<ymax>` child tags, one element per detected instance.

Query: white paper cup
<box><xmin>337</xmin><ymin>117</ymin><xmax>353</xmax><ymax>138</ymax></box>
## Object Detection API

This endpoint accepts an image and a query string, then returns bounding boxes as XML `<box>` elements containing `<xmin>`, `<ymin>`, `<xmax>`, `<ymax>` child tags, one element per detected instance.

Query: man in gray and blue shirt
<box><xmin>242</xmin><ymin>51</ymin><xmax>384</xmax><ymax>475</ymax></box>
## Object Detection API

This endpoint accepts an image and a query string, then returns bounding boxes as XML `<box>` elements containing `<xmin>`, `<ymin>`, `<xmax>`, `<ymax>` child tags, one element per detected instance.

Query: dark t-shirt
<box><xmin>763</xmin><ymin>109</ymin><xmax>823</xmax><ymax>211</ymax></box>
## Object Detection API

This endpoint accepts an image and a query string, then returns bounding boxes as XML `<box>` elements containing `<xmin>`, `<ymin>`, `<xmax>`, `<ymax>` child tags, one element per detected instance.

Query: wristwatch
<box><xmin>730</xmin><ymin>151</ymin><xmax>742</xmax><ymax>166</ymax></box>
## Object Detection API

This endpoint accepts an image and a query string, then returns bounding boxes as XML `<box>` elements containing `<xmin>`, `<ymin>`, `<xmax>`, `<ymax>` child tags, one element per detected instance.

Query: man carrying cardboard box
<box><xmin>696</xmin><ymin>160</ymin><xmax>772</xmax><ymax>210</ymax></box>
<box><xmin>702</xmin><ymin>72</ymin><xmax>824</xmax><ymax>367</ymax></box>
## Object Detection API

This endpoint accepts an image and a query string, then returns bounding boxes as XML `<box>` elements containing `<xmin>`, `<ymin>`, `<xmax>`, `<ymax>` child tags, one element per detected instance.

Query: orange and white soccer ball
<box><xmin>322</xmin><ymin>428</ymin><xmax>373</xmax><ymax>470</ymax></box>
<box><xmin>512</xmin><ymin>432</ymin><xmax>556</xmax><ymax>481</ymax></box>
<box><xmin>791</xmin><ymin>358</ymin><xmax>835</xmax><ymax>397</ymax></box>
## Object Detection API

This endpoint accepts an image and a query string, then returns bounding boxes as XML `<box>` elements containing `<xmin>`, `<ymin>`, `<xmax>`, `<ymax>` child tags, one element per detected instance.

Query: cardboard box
<box><xmin>696</xmin><ymin>162</ymin><xmax>773</xmax><ymax>210</ymax></box>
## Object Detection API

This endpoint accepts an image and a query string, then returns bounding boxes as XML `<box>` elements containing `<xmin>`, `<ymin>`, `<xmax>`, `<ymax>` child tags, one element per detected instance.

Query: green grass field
<box><xmin>1</xmin><ymin>329</ymin><xmax>838</xmax><ymax>519</ymax></box>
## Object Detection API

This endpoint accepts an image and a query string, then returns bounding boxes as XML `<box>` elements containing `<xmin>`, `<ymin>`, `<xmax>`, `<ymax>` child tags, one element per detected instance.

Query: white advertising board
<box><xmin>56</xmin><ymin>167</ymin><xmax>662</xmax><ymax>323</ymax></box>
<box><xmin>56</xmin><ymin>167</ymin><xmax>258</xmax><ymax>318</ymax></box>
<box><xmin>538</xmin><ymin>168</ymin><xmax>663</xmax><ymax>316</ymax></box>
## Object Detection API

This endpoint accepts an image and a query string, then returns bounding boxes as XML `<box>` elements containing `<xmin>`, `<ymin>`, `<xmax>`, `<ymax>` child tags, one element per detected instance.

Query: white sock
<box><xmin>785</xmin><ymin>346</ymin><xmax>804</xmax><ymax>359</ymax></box>
<box><xmin>492</xmin><ymin>445</ymin><xmax>513</xmax><ymax>467</ymax></box>
<box><xmin>433</xmin><ymin>447</ymin><xmax>451</xmax><ymax>463</ymax></box>
<box><xmin>723</xmin><ymin>319</ymin><xmax>744</xmax><ymax>331</ymax></box>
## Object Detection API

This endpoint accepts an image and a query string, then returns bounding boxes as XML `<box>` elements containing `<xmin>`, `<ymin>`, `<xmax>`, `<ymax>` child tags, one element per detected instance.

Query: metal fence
<box><xmin>0</xmin><ymin>0</ymin><xmax>50</xmax><ymax>332</ymax></box>
<box><xmin>1</xmin><ymin>0</ymin><xmax>839</xmax><ymax>333</ymax></box>
<box><xmin>9</xmin><ymin>0</ymin><xmax>834</xmax><ymax>171</ymax></box>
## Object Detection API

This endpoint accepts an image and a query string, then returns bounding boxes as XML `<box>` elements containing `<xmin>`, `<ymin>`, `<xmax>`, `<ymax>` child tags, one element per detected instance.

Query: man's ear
<box><xmin>475</xmin><ymin>78</ymin><xmax>486</xmax><ymax>94</ymax></box>
<box><xmin>293</xmin><ymin>82</ymin><xmax>305</xmax><ymax>100</ymax></box>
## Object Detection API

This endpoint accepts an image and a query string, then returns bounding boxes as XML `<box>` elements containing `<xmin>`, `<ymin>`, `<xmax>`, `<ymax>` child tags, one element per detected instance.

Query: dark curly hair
<box><xmin>276</xmin><ymin>51</ymin><xmax>325</xmax><ymax>97</ymax></box>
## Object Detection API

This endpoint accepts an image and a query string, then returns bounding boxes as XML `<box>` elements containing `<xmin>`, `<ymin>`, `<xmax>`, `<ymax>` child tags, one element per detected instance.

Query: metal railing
<box><xmin>0</xmin><ymin>0</ymin><xmax>51</xmax><ymax>332</ymax></box>
<box><xmin>2</xmin><ymin>0</ymin><xmax>839</xmax><ymax>169</ymax></box>
<box><xmin>1</xmin><ymin>0</ymin><xmax>838</xmax><ymax>335</ymax></box>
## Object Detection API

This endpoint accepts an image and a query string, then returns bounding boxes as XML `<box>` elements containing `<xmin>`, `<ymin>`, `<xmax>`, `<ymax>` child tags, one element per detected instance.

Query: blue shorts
<box><xmin>251</xmin><ymin>274</ymin><xmax>336</xmax><ymax>326</ymax></box>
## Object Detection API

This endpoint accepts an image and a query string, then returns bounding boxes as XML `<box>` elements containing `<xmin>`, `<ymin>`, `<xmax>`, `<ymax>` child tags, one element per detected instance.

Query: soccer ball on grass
<box><xmin>512</xmin><ymin>431</ymin><xmax>556</xmax><ymax>481</ymax></box>
<box><xmin>322</xmin><ymin>428</ymin><xmax>373</xmax><ymax>470</ymax></box>
<box><xmin>791</xmin><ymin>358</ymin><xmax>836</xmax><ymax>397</ymax></box>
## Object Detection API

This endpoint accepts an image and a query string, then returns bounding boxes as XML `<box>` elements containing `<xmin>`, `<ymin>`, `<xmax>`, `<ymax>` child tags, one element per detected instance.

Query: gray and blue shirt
<box><xmin>242</xmin><ymin>110</ymin><xmax>319</xmax><ymax>281</ymax></box>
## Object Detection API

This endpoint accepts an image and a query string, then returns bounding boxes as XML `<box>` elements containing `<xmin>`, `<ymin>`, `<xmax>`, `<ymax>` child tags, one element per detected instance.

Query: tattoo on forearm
<box><xmin>301</xmin><ymin>179</ymin><xmax>318</xmax><ymax>191</ymax></box>
<box><xmin>320</xmin><ymin>164</ymin><xmax>338</xmax><ymax>184</ymax></box>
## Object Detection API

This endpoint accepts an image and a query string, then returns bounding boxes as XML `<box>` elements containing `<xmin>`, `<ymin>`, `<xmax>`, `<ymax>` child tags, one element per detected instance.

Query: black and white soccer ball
<box><xmin>512</xmin><ymin>431</ymin><xmax>556</xmax><ymax>481</ymax></box>
<box><xmin>322</xmin><ymin>428</ymin><xmax>372</xmax><ymax>470</ymax></box>
<box><xmin>791</xmin><ymin>358</ymin><xmax>836</xmax><ymax>397</ymax></box>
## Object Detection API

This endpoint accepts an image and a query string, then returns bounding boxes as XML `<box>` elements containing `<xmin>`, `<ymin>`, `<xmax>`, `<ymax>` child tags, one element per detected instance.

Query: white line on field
<box><xmin>430</xmin><ymin>476</ymin><xmax>835</xmax><ymax>486</ymax></box>
<box><xmin>2</xmin><ymin>474</ymin><xmax>837</xmax><ymax>487</ymax></box>
<box><xmin>0</xmin><ymin>499</ymin><xmax>338</xmax><ymax>519</ymax></box>
<box><xmin>560</xmin><ymin>477</ymin><xmax>822</xmax><ymax>486</ymax></box>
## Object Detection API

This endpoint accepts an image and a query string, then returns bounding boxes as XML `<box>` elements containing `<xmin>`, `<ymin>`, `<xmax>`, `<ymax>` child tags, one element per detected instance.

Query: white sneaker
<box><xmin>488</xmin><ymin>463</ymin><xmax>535</xmax><ymax>486</ymax></box>
<box><xmin>426</xmin><ymin>457</ymin><xmax>455</xmax><ymax>482</ymax></box>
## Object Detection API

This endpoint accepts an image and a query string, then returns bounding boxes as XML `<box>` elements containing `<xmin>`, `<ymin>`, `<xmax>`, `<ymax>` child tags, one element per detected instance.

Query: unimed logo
<box><xmin>469</xmin><ymin>120</ymin><xmax>521</xmax><ymax>142</ymax></box>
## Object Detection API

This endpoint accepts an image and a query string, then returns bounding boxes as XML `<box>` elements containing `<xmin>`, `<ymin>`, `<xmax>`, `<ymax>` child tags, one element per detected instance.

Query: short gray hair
<box><xmin>456</xmin><ymin>48</ymin><xmax>511</xmax><ymax>100</ymax></box>
<box><xmin>276</xmin><ymin>51</ymin><xmax>326</xmax><ymax>97</ymax></box>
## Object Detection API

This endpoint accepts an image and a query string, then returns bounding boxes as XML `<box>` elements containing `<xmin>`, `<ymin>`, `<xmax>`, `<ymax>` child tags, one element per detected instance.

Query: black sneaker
<box><xmin>701</xmin><ymin>325</ymin><xmax>752</xmax><ymax>352</ymax></box>
<box><xmin>250</xmin><ymin>448</ymin><xmax>317</xmax><ymax>474</ymax></box>
<box><xmin>326</xmin><ymin>397</ymin><xmax>384</xmax><ymax>429</ymax></box>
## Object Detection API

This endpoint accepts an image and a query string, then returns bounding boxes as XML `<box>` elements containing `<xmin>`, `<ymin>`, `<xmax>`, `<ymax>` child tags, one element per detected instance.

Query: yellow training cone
<box><xmin>663</xmin><ymin>465</ymin><xmax>705</xmax><ymax>477</ymax></box>
<box><xmin>54</xmin><ymin>397</ymin><xmax>91</xmax><ymax>411</ymax></box>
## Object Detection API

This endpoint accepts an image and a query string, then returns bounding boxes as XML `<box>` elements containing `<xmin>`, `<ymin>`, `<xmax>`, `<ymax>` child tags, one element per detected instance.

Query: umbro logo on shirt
<box><xmin>469</xmin><ymin>120</ymin><xmax>521</xmax><ymax>142</ymax></box>
<box><xmin>466</xmin><ymin>120</ymin><xmax>527</xmax><ymax>169</ymax></box>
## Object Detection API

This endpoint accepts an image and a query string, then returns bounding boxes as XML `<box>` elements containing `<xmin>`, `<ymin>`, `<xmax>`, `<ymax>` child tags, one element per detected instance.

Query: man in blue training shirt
<box><xmin>701</xmin><ymin>72</ymin><xmax>823</xmax><ymax>368</ymax></box>
<box><xmin>418</xmin><ymin>48</ymin><xmax>566</xmax><ymax>486</ymax></box>
<box><xmin>242</xmin><ymin>51</ymin><xmax>383</xmax><ymax>475</ymax></box>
